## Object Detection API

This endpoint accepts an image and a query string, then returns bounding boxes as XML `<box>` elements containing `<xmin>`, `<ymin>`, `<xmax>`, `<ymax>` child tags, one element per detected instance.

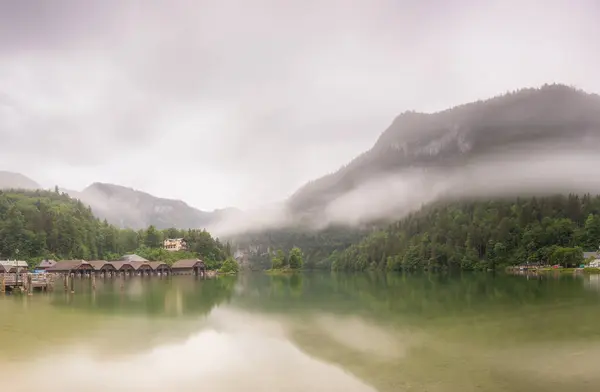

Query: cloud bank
<box><xmin>210</xmin><ymin>143</ymin><xmax>600</xmax><ymax>236</ymax></box>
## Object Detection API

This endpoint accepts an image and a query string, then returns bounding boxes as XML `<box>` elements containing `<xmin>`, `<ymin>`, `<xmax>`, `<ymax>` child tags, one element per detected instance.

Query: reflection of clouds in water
<box><xmin>489</xmin><ymin>343</ymin><xmax>600</xmax><ymax>387</ymax></box>
<box><xmin>125</xmin><ymin>278</ymin><xmax>144</xmax><ymax>298</ymax></box>
<box><xmin>311</xmin><ymin>314</ymin><xmax>414</xmax><ymax>360</ymax></box>
<box><xmin>6</xmin><ymin>308</ymin><xmax>376</xmax><ymax>392</ymax></box>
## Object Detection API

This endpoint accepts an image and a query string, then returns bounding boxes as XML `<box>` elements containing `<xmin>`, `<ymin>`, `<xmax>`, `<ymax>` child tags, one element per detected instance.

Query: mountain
<box><xmin>0</xmin><ymin>171</ymin><xmax>40</xmax><ymax>190</ymax></box>
<box><xmin>74</xmin><ymin>182</ymin><xmax>216</xmax><ymax>230</ymax></box>
<box><xmin>287</xmin><ymin>84</ymin><xmax>600</xmax><ymax>218</ymax></box>
<box><xmin>0</xmin><ymin>172</ymin><xmax>223</xmax><ymax>229</ymax></box>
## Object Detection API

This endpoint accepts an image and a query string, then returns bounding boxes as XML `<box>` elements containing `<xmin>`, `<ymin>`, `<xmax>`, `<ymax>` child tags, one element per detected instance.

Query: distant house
<box><xmin>0</xmin><ymin>260</ymin><xmax>28</xmax><ymax>273</ymax></box>
<box><xmin>120</xmin><ymin>254</ymin><xmax>149</xmax><ymax>262</ymax></box>
<box><xmin>163</xmin><ymin>238</ymin><xmax>187</xmax><ymax>252</ymax></box>
<box><xmin>171</xmin><ymin>259</ymin><xmax>205</xmax><ymax>275</ymax></box>
<box><xmin>584</xmin><ymin>251</ymin><xmax>600</xmax><ymax>268</ymax></box>
<box><xmin>37</xmin><ymin>259</ymin><xmax>57</xmax><ymax>270</ymax></box>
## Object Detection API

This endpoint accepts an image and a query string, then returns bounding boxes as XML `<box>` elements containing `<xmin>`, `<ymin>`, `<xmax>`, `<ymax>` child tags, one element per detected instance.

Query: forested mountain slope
<box><xmin>0</xmin><ymin>189</ymin><xmax>229</xmax><ymax>266</ymax></box>
<box><xmin>332</xmin><ymin>194</ymin><xmax>600</xmax><ymax>271</ymax></box>
<box><xmin>0</xmin><ymin>188</ymin><xmax>122</xmax><ymax>260</ymax></box>
<box><xmin>231</xmin><ymin>226</ymin><xmax>368</xmax><ymax>270</ymax></box>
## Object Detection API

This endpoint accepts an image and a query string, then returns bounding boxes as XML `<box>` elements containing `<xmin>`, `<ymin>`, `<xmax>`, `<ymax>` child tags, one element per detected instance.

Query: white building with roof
<box><xmin>0</xmin><ymin>260</ymin><xmax>28</xmax><ymax>273</ymax></box>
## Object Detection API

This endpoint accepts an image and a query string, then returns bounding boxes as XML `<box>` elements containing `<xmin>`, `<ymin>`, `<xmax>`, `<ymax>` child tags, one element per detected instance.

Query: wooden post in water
<box><xmin>92</xmin><ymin>273</ymin><xmax>96</xmax><ymax>290</ymax></box>
<box><xmin>70</xmin><ymin>273</ymin><xmax>75</xmax><ymax>294</ymax></box>
<box><xmin>27</xmin><ymin>274</ymin><xmax>33</xmax><ymax>296</ymax></box>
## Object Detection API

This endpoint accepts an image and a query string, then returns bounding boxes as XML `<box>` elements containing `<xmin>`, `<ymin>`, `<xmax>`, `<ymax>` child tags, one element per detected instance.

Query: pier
<box><xmin>0</xmin><ymin>258</ymin><xmax>209</xmax><ymax>295</ymax></box>
<box><xmin>44</xmin><ymin>259</ymin><xmax>206</xmax><ymax>277</ymax></box>
<box><xmin>1</xmin><ymin>273</ymin><xmax>54</xmax><ymax>293</ymax></box>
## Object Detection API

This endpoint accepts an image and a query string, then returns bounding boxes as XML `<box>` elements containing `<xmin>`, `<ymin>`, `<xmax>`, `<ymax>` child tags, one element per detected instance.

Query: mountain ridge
<box><xmin>74</xmin><ymin>182</ymin><xmax>218</xmax><ymax>229</ymax></box>
<box><xmin>0</xmin><ymin>171</ymin><xmax>41</xmax><ymax>190</ymax></box>
<box><xmin>1</xmin><ymin>175</ymin><xmax>223</xmax><ymax>230</ymax></box>
<box><xmin>5</xmin><ymin>84</ymin><xmax>600</xmax><ymax>232</ymax></box>
<box><xmin>287</xmin><ymin>84</ymin><xmax>600</xmax><ymax>218</ymax></box>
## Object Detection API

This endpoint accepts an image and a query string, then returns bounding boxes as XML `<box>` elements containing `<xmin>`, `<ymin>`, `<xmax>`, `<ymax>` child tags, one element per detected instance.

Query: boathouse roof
<box><xmin>172</xmin><ymin>259</ymin><xmax>205</xmax><ymax>269</ymax></box>
<box><xmin>147</xmin><ymin>262</ymin><xmax>170</xmax><ymax>270</ymax></box>
<box><xmin>88</xmin><ymin>260</ymin><xmax>116</xmax><ymax>271</ymax></box>
<box><xmin>129</xmin><ymin>261</ymin><xmax>151</xmax><ymax>270</ymax></box>
<box><xmin>38</xmin><ymin>259</ymin><xmax>57</xmax><ymax>269</ymax></box>
<box><xmin>0</xmin><ymin>260</ymin><xmax>28</xmax><ymax>273</ymax></box>
<box><xmin>109</xmin><ymin>261</ymin><xmax>133</xmax><ymax>271</ymax></box>
<box><xmin>46</xmin><ymin>260</ymin><xmax>92</xmax><ymax>272</ymax></box>
<box><xmin>120</xmin><ymin>254</ymin><xmax>149</xmax><ymax>262</ymax></box>
<box><xmin>0</xmin><ymin>260</ymin><xmax>28</xmax><ymax>268</ymax></box>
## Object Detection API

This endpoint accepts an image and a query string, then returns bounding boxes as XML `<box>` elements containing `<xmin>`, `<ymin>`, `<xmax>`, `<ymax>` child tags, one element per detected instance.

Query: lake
<box><xmin>2</xmin><ymin>272</ymin><xmax>600</xmax><ymax>391</ymax></box>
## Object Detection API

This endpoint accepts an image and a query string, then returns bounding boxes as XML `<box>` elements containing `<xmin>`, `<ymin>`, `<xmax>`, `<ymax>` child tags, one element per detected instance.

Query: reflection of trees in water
<box><xmin>235</xmin><ymin>272</ymin><xmax>598</xmax><ymax>324</ymax></box>
<box><xmin>50</xmin><ymin>276</ymin><xmax>238</xmax><ymax>317</ymax></box>
<box><xmin>236</xmin><ymin>272</ymin><xmax>600</xmax><ymax>392</ymax></box>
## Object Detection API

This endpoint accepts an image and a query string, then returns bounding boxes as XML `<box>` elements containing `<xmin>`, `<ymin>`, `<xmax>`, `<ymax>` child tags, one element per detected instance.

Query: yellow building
<box><xmin>163</xmin><ymin>238</ymin><xmax>187</xmax><ymax>252</ymax></box>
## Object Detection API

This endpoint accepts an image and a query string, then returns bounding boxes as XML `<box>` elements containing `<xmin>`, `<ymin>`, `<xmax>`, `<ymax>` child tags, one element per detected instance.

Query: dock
<box><xmin>1</xmin><ymin>273</ymin><xmax>54</xmax><ymax>294</ymax></box>
<box><xmin>1</xmin><ymin>259</ymin><xmax>210</xmax><ymax>295</ymax></box>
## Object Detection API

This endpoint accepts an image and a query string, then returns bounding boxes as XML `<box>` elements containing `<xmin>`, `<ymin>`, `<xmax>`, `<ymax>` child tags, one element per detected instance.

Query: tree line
<box><xmin>0</xmin><ymin>189</ymin><xmax>231</xmax><ymax>269</ymax></box>
<box><xmin>269</xmin><ymin>247</ymin><xmax>304</xmax><ymax>271</ymax></box>
<box><xmin>231</xmin><ymin>226</ymin><xmax>366</xmax><ymax>270</ymax></box>
<box><xmin>331</xmin><ymin>194</ymin><xmax>600</xmax><ymax>271</ymax></box>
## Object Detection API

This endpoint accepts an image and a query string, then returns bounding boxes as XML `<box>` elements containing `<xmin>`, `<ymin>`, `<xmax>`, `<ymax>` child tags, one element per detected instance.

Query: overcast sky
<box><xmin>1</xmin><ymin>0</ymin><xmax>599</xmax><ymax>211</ymax></box>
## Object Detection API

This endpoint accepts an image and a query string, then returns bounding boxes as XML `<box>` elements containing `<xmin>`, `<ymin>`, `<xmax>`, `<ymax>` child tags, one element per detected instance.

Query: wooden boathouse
<box><xmin>37</xmin><ymin>259</ymin><xmax>57</xmax><ymax>271</ymax></box>
<box><xmin>1</xmin><ymin>261</ymin><xmax>53</xmax><ymax>293</ymax></box>
<box><xmin>171</xmin><ymin>259</ymin><xmax>206</xmax><ymax>276</ymax></box>
<box><xmin>46</xmin><ymin>260</ymin><xmax>94</xmax><ymax>275</ymax></box>
<box><xmin>148</xmin><ymin>262</ymin><xmax>170</xmax><ymax>275</ymax></box>
<box><xmin>129</xmin><ymin>261</ymin><xmax>153</xmax><ymax>275</ymax></box>
<box><xmin>89</xmin><ymin>260</ymin><xmax>117</xmax><ymax>276</ymax></box>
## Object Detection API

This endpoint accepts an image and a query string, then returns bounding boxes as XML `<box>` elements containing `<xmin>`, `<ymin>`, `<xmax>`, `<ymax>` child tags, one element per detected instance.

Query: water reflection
<box><xmin>4</xmin><ymin>306</ymin><xmax>374</xmax><ymax>392</ymax></box>
<box><xmin>584</xmin><ymin>273</ymin><xmax>600</xmax><ymax>293</ymax></box>
<box><xmin>49</xmin><ymin>275</ymin><xmax>237</xmax><ymax>317</ymax></box>
<box><xmin>2</xmin><ymin>272</ymin><xmax>600</xmax><ymax>391</ymax></box>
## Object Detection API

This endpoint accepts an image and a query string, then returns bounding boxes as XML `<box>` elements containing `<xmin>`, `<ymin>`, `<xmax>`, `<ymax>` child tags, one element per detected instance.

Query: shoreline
<box><xmin>506</xmin><ymin>266</ymin><xmax>600</xmax><ymax>275</ymax></box>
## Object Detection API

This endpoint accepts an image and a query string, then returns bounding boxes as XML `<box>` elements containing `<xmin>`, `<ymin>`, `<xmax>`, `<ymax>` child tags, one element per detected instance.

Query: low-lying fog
<box><xmin>210</xmin><ymin>143</ymin><xmax>600</xmax><ymax>236</ymax></box>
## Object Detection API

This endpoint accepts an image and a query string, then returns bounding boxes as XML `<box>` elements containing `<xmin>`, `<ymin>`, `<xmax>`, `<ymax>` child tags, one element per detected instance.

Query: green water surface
<box><xmin>2</xmin><ymin>272</ymin><xmax>600</xmax><ymax>392</ymax></box>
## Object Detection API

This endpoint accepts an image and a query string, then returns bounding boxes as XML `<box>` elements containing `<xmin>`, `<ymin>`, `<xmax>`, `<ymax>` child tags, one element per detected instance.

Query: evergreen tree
<box><xmin>288</xmin><ymin>247</ymin><xmax>304</xmax><ymax>270</ymax></box>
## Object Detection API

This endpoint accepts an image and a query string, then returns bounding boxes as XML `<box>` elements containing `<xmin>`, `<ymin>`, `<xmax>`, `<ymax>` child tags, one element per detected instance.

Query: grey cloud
<box><xmin>1</xmin><ymin>0</ymin><xmax>600</xmax><ymax>209</ymax></box>
<box><xmin>0</xmin><ymin>0</ymin><xmax>123</xmax><ymax>53</ymax></box>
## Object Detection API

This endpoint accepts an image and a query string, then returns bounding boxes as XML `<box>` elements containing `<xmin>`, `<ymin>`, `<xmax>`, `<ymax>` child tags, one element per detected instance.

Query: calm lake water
<box><xmin>2</xmin><ymin>272</ymin><xmax>600</xmax><ymax>391</ymax></box>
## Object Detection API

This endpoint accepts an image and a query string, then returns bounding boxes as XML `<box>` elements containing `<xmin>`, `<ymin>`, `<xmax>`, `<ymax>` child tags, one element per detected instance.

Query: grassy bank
<box><xmin>535</xmin><ymin>267</ymin><xmax>600</xmax><ymax>274</ymax></box>
<box><xmin>264</xmin><ymin>267</ymin><xmax>302</xmax><ymax>275</ymax></box>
